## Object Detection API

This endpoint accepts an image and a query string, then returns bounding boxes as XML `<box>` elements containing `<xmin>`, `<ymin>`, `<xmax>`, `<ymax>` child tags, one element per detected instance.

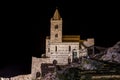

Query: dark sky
<box><xmin>0</xmin><ymin>0</ymin><xmax>119</xmax><ymax>77</ymax></box>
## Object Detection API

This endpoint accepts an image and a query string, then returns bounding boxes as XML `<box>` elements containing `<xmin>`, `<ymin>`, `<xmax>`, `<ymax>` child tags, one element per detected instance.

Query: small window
<box><xmin>55</xmin><ymin>34</ymin><xmax>58</xmax><ymax>38</ymax></box>
<box><xmin>69</xmin><ymin>46</ymin><xmax>71</xmax><ymax>51</ymax></box>
<box><xmin>36</xmin><ymin>72</ymin><xmax>41</xmax><ymax>78</ymax></box>
<box><xmin>48</xmin><ymin>48</ymin><xmax>50</xmax><ymax>52</ymax></box>
<box><xmin>55</xmin><ymin>25</ymin><xmax>58</xmax><ymax>29</ymax></box>
<box><xmin>55</xmin><ymin>46</ymin><xmax>57</xmax><ymax>51</ymax></box>
<box><xmin>53</xmin><ymin>60</ymin><xmax>57</xmax><ymax>65</ymax></box>
<box><xmin>48</xmin><ymin>41</ymin><xmax>50</xmax><ymax>45</ymax></box>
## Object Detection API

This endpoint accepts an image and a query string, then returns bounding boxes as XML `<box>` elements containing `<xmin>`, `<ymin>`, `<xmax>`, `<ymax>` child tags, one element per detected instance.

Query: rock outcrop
<box><xmin>100</xmin><ymin>41</ymin><xmax>120</xmax><ymax>63</ymax></box>
<box><xmin>93</xmin><ymin>41</ymin><xmax>120</xmax><ymax>63</ymax></box>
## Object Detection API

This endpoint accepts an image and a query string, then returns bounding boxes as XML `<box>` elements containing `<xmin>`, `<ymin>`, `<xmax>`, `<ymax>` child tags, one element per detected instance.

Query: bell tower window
<box><xmin>55</xmin><ymin>25</ymin><xmax>58</xmax><ymax>29</ymax></box>
<box><xmin>55</xmin><ymin>34</ymin><xmax>58</xmax><ymax>38</ymax></box>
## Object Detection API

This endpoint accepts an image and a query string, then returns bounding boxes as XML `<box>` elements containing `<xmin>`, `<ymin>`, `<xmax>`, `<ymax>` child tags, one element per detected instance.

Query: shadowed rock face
<box><xmin>42</xmin><ymin>72</ymin><xmax>59</xmax><ymax>80</ymax></box>
<box><xmin>100</xmin><ymin>41</ymin><xmax>120</xmax><ymax>63</ymax></box>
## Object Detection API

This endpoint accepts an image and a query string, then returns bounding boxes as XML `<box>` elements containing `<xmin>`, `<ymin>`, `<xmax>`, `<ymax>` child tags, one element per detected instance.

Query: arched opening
<box><xmin>53</xmin><ymin>60</ymin><xmax>57</xmax><ymax>66</ymax></box>
<box><xmin>55</xmin><ymin>24</ymin><xmax>58</xmax><ymax>29</ymax></box>
<box><xmin>36</xmin><ymin>72</ymin><xmax>41</xmax><ymax>78</ymax></box>
<box><xmin>72</xmin><ymin>49</ymin><xmax>77</xmax><ymax>62</ymax></box>
<box><xmin>55</xmin><ymin>34</ymin><xmax>58</xmax><ymax>38</ymax></box>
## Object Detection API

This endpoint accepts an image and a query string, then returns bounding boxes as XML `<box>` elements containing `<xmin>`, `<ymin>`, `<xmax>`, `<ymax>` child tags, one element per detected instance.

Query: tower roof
<box><xmin>52</xmin><ymin>8</ymin><xmax>61</xmax><ymax>20</ymax></box>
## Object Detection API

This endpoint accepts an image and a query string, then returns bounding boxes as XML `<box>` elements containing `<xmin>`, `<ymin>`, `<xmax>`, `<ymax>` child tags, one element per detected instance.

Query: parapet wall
<box><xmin>31</xmin><ymin>57</ymin><xmax>50</xmax><ymax>79</ymax></box>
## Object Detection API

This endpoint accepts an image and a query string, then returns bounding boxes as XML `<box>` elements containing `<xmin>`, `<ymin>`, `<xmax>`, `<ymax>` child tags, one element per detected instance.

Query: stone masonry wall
<box><xmin>31</xmin><ymin>57</ymin><xmax>50</xmax><ymax>79</ymax></box>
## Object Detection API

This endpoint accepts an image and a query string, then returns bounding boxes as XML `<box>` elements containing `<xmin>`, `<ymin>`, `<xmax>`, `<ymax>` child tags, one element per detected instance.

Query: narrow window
<box><xmin>69</xmin><ymin>46</ymin><xmax>71</xmax><ymax>51</ymax></box>
<box><xmin>48</xmin><ymin>48</ymin><xmax>50</xmax><ymax>52</ymax></box>
<box><xmin>55</xmin><ymin>46</ymin><xmax>57</xmax><ymax>51</ymax></box>
<box><xmin>48</xmin><ymin>41</ymin><xmax>50</xmax><ymax>45</ymax></box>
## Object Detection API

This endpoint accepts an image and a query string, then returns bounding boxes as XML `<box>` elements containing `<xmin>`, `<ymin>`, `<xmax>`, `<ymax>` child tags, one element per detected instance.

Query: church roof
<box><xmin>52</xmin><ymin>8</ymin><xmax>61</xmax><ymax>20</ymax></box>
<box><xmin>62</xmin><ymin>35</ymin><xmax>80</xmax><ymax>42</ymax></box>
<box><xmin>46</xmin><ymin>35</ymin><xmax>85</xmax><ymax>42</ymax></box>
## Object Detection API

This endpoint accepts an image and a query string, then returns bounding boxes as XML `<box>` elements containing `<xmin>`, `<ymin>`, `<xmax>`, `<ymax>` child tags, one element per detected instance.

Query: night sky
<box><xmin>0</xmin><ymin>0</ymin><xmax>119</xmax><ymax>77</ymax></box>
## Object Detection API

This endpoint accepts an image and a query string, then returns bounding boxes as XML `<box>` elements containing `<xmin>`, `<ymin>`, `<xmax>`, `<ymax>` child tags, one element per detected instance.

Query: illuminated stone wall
<box><xmin>49</xmin><ymin>42</ymin><xmax>79</xmax><ymax>64</ymax></box>
<box><xmin>31</xmin><ymin>57</ymin><xmax>50</xmax><ymax>79</ymax></box>
<box><xmin>46</xmin><ymin>38</ymin><xmax>50</xmax><ymax>57</ymax></box>
<box><xmin>50</xmin><ymin>19</ymin><xmax>62</xmax><ymax>43</ymax></box>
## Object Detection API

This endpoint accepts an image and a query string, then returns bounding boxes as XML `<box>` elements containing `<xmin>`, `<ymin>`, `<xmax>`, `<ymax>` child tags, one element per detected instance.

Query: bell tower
<box><xmin>50</xmin><ymin>8</ymin><xmax>62</xmax><ymax>43</ymax></box>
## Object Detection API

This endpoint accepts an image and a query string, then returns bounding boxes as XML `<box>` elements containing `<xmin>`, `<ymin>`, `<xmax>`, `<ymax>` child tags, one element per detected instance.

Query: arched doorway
<box><xmin>72</xmin><ymin>49</ymin><xmax>77</xmax><ymax>62</ymax></box>
<box><xmin>36</xmin><ymin>72</ymin><xmax>41</xmax><ymax>79</ymax></box>
<box><xmin>53</xmin><ymin>60</ymin><xmax>57</xmax><ymax>66</ymax></box>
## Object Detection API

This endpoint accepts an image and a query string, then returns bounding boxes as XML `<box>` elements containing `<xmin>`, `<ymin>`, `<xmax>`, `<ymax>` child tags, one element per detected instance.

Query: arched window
<box><xmin>36</xmin><ymin>72</ymin><xmax>41</xmax><ymax>78</ymax></box>
<box><xmin>55</xmin><ymin>34</ymin><xmax>58</xmax><ymax>38</ymax></box>
<box><xmin>53</xmin><ymin>60</ymin><xmax>57</xmax><ymax>65</ymax></box>
<box><xmin>55</xmin><ymin>25</ymin><xmax>58</xmax><ymax>29</ymax></box>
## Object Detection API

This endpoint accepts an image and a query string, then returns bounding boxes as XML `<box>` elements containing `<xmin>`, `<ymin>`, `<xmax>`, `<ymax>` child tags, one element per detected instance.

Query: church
<box><xmin>31</xmin><ymin>8</ymin><xmax>95</xmax><ymax>79</ymax></box>
<box><xmin>45</xmin><ymin>8</ymin><xmax>94</xmax><ymax>64</ymax></box>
